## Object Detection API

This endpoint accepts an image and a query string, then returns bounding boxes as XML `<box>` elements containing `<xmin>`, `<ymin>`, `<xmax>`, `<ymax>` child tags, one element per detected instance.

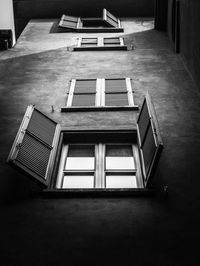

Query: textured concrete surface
<box><xmin>0</xmin><ymin>18</ymin><xmax>200</xmax><ymax>265</ymax></box>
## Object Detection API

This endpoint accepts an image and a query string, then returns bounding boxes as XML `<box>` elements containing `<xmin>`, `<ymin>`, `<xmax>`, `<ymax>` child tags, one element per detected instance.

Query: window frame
<box><xmin>61</xmin><ymin>78</ymin><xmax>138</xmax><ymax>111</ymax></box>
<box><xmin>74</xmin><ymin>37</ymin><xmax>127</xmax><ymax>51</ymax></box>
<box><xmin>59</xmin><ymin>9</ymin><xmax>123</xmax><ymax>33</ymax></box>
<box><xmin>7</xmin><ymin>94</ymin><xmax>163</xmax><ymax>197</ymax></box>
<box><xmin>55</xmin><ymin>141</ymin><xmax>144</xmax><ymax>190</ymax></box>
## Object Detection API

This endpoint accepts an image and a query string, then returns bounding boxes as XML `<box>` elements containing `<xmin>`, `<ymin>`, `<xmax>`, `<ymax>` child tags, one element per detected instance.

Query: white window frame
<box><xmin>63</xmin><ymin>78</ymin><xmax>138</xmax><ymax>110</ymax></box>
<box><xmin>74</xmin><ymin>37</ymin><xmax>127</xmax><ymax>51</ymax></box>
<box><xmin>56</xmin><ymin>142</ymin><xmax>144</xmax><ymax>189</ymax></box>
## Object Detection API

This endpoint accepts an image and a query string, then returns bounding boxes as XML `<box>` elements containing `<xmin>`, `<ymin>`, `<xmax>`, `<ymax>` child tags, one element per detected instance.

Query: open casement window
<box><xmin>61</xmin><ymin>78</ymin><xmax>138</xmax><ymax>111</ymax></box>
<box><xmin>59</xmin><ymin>9</ymin><xmax>123</xmax><ymax>32</ymax></box>
<box><xmin>74</xmin><ymin>37</ymin><xmax>127</xmax><ymax>51</ymax></box>
<box><xmin>7</xmin><ymin>106</ymin><xmax>60</xmax><ymax>187</ymax></box>
<box><xmin>56</xmin><ymin>142</ymin><xmax>143</xmax><ymax>189</ymax></box>
<box><xmin>137</xmin><ymin>93</ymin><xmax>163</xmax><ymax>187</ymax></box>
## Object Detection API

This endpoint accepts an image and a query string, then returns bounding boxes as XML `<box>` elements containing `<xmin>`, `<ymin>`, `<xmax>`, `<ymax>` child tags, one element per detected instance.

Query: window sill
<box><xmin>42</xmin><ymin>188</ymin><xmax>155</xmax><ymax>197</ymax></box>
<box><xmin>61</xmin><ymin>106</ymin><xmax>139</xmax><ymax>112</ymax></box>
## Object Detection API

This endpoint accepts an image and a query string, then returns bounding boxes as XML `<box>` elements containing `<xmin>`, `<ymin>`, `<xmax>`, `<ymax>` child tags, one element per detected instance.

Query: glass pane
<box><xmin>106</xmin><ymin>145</ymin><xmax>133</xmax><ymax>157</ymax></box>
<box><xmin>68</xmin><ymin>145</ymin><xmax>94</xmax><ymax>157</ymax></box>
<box><xmin>65</xmin><ymin>157</ymin><xmax>95</xmax><ymax>170</ymax></box>
<box><xmin>106</xmin><ymin>157</ymin><xmax>135</xmax><ymax>170</ymax></box>
<box><xmin>106</xmin><ymin>144</ymin><xmax>135</xmax><ymax>169</ymax></box>
<box><xmin>62</xmin><ymin>175</ymin><xmax>94</xmax><ymax>188</ymax></box>
<box><xmin>66</xmin><ymin>145</ymin><xmax>95</xmax><ymax>170</ymax></box>
<box><xmin>106</xmin><ymin>175</ymin><xmax>137</xmax><ymax>188</ymax></box>
<box><xmin>105</xmin><ymin>93</ymin><xmax>128</xmax><ymax>106</ymax></box>
<box><xmin>72</xmin><ymin>94</ymin><xmax>95</xmax><ymax>106</ymax></box>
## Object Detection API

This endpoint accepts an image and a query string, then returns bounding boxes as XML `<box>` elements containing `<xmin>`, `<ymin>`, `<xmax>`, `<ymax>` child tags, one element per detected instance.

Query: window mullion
<box><xmin>56</xmin><ymin>144</ymin><xmax>68</xmax><ymax>188</ymax></box>
<box><xmin>101</xmin><ymin>79</ymin><xmax>105</xmax><ymax>106</ymax></box>
<box><xmin>101</xmin><ymin>144</ymin><xmax>105</xmax><ymax>188</ymax></box>
<box><xmin>98</xmin><ymin>37</ymin><xmax>104</xmax><ymax>47</ymax></box>
<box><xmin>132</xmin><ymin>144</ymin><xmax>144</xmax><ymax>188</ymax></box>
<box><xmin>77</xmin><ymin>37</ymin><xmax>82</xmax><ymax>48</ymax></box>
<box><xmin>67</xmin><ymin>79</ymin><xmax>76</xmax><ymax>107</ymax></box>
<box><xmin>119</xmin><ymin>37</ymin><xmax>124</xmax><ymax>46</ymax></box>
<box><xmin>95</xmin><ymin>144</ymin><xmax>101</xmax><ymax>188</ymax></box>
<box><xmin>126</xmin><ymin>78</ymin><xmax>135</xmax><ymax>106</ymax></box>
<box><xmin>96</xmin><ymin>78</ymin><xmax>101</xmax><ymax>106</ymax></box>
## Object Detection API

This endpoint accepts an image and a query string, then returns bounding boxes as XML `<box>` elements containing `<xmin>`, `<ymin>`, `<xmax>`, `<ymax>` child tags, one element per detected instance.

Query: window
<box><xmin>74</xmin><ymin>37</ymin><xmax>127</xmax><ymax>51</ymax></box>
<box><xmin>59</xmin><ymin>9</ymin><xmax>123</xmax><ymax>33</ymax></box>
<box><xmin>7</xmin><ymin>93</ymin><xmax>163</xmax><ymax>193</ymax></box>
<box><xmin>61</xmin><ymin>78</ymin><xmax>138</xmax><ymax>111</ymax></box>
<box><xmin>56</xmin><ymin>142</ymin><xmax>143</xmax><ymax>189</ymax></box>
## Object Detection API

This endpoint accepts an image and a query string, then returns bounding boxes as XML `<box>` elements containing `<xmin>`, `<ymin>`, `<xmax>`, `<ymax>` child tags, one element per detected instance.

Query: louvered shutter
<box><xmin>103</xmin><ymin>9</ymin><xmax>119</xmax><ymax>28</ymax></box>
<box><xmin>7</xmin><ymin>106</ymin><xmax>60</xmax><ymax>187</ymax></box>
<box><xmin>59</xmin><ymin>14</ymin><xmax>79</xmax><ymax>29</ymax></box>
<box><xmin>137</xmin><ymin>93</ymin><xmax>163</xmax><ymax>187</ymax></box>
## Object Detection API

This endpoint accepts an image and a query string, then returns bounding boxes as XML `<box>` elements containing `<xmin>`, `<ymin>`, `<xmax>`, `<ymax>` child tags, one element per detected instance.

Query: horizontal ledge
<box><xmin>42</xmin><ymin>188</ymin><xmax>155</xmax><ymax>198</ymax></box>
<box><xmin>76</xmin><ymin>28</ymin><xmax>124</xmax><ymax>33</ymax></box>
<box><xmin>73</xmin><ymin>46</ymin><xmax>127</xmax><ymax>51</ymax></box>
<box><xmin>61</xmin><ymin>106</ymin><xmax>139</xmax><ymax>112</ymax></box>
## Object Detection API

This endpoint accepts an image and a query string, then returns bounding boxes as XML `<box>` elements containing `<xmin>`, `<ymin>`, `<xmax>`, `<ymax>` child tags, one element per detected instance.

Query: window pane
<box><xmin>66</xmin><ymin>145</ymin><xmax>95</xmax><ymax>170</ymax></box>
<box><xmin>62</xmin><ymin>175</ymin><xmax>94</xmax><ymax>188</ymax></box>
<box><xmin>105</xmin><ymin>79</ymin><xmax>126</xmax><ymax>92</ymax></box>
<box><xmin>68</xmin><ymin>145</ymin><xmax>94</xmax><ymax>157</ymax></box>
<box><xmin>106</xmin><ymin>175</ymin><xmax>137</xmax><ymax>188</ymax></box>
<box><xmin>72</xmin><ymin>94</ymin><xmax>95</xmax><ymax>106</ymax></box>
<box><xmin>106</xmin><ymin>157</ymin><xmax>135</xmax><ymax>170</ymax></box>
<box><xmin>106</xmin><ymin>145</ymin><xmax>135</xmax><ymax>169</ymax></box>
<box><xmin>105</xmin><ymin>93</ymin><xmax>128</xmax><ymax>106</ymax></box>
<box><xmin>106</xmin><ymin>145</ymin><xmax>133</xmax><ymax>157</ymax></box>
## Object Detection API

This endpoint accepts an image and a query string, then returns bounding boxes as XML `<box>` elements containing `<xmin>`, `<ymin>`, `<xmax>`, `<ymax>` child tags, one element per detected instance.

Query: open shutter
<box><xmin>103</xmin><ymin>9</ymin><xmax>119</xmax><ymax>28</ymax></box>
<box><xmin>7</xmin><ymin>106</ymin><xmax>60</xmax><ymax>187</ymax></box>
<box><xmin>137</xmin><ymin>93</ymin><xmax>163</xmax><ymax>187</ymax></box>
<box><xmin>59</xmin><ymin>14</ymin><xmax>80</xmax><ymax>29</ymax></box>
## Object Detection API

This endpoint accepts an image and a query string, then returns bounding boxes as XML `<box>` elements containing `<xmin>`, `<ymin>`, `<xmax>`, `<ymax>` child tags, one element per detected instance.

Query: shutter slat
<box><xmin>104</xmin><ymin>10</ymin><xmax>119</xmax><ymax>27</ymax></box>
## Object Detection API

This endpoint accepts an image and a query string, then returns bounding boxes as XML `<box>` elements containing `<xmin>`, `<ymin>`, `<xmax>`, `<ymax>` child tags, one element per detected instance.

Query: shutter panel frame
<box><xmin>7</xmin><ymin>106</ymin><xmax>60</xmax><ymax>188</ymax></box>
<box><xmin>103</xmin><ymin>8</ymin><xmax>120</xmax><ymax>28</ymax></box>
<box><xmin>59</xmin><ymin>14</ymin><xmax>80</xmax><ymax>29</ymax></box>
<box><xmin>137</xmin><ymin>93</ymin><xmax>163</xmax><ymax>187</ymax></box>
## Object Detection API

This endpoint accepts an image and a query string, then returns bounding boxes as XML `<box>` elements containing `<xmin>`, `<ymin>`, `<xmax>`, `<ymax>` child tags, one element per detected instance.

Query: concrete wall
<box><xmin>0</xmin><ymin>0</ymin><xmax>16</xmax><ymax>45</ymax></box>
<box><xmin>179</xmin><ymin>0</ymin><xmax>200</xmax><ymax>91</ymax></box>
<box><xmin>14</xmin><ymin>0</ymin><xmax>155</xmax><ymax>18</ymax></box>
<box><xmin>1</xmin><ymin>15</ymin><xmax>200</xmax><ymax>266</ymax></box>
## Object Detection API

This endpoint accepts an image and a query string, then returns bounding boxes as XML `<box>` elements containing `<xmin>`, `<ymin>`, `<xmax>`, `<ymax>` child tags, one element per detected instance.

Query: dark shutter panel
<box><xmin>105</xmin><ymin>79</ymin><xmax>127</xmax><ymax>92</ymax></box>
<box><xmin>75</xmin><ymin>80</ymin><xmax>96</xmax><ymax>93</ymax></box>
<box><xmin>103</xmin><ymin>9</ymin><xmax>119</xmax><ymax>28</ymax></box>
<box><xmin>59</xmin><ymin>14</ymin><xmax>79</xmax><ymax>29</ymax></box>
<box><xmin>81</xmin><ymin>38</ymin><xmax>98</xmax><ymax>47</ymax></box>
<box><xmin>106</xmin><ymin>93</ymin><xmax>128</xmax><ymax>106</ymax></box>
<box><xmin>137</xmin><ymin>93</ymin><xmax>163</xmax><ymax>187</ymax></box>
<box><xmin>7</xmin><ymin>106</ymin><xmax>60</xmax><ymax>187</ymax></box>
<box><xmin>72</xmin><ymin>94</ymin><xmax>95</xmax><ymax>106</ymax></box>
<box><xmin>104</xmin><ymin>38</ymin><xmax>120</xmax><ymax>46</ymax></box>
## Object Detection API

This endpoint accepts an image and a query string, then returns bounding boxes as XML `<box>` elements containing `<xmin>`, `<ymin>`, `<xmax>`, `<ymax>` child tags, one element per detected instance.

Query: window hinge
<box><xmin>16</xmin><ymin>142</ymin><xmax>22</xmax><ymax>149</ymax></box>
